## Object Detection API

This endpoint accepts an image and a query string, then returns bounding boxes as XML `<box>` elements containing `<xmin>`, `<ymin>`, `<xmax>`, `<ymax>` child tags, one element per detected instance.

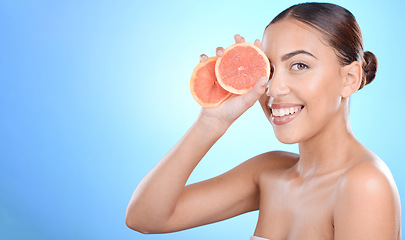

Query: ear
<box><xmin>341</xmin><ymin>61</ymin><xmax>362</xmax><ymax>98</ymax></box>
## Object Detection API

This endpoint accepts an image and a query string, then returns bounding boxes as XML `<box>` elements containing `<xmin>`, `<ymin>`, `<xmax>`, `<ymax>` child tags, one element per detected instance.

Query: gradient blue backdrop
<box><xmin>1</xmin><ymin>0</ymin><xmax>403</xmax><ymax>239</ymax></box>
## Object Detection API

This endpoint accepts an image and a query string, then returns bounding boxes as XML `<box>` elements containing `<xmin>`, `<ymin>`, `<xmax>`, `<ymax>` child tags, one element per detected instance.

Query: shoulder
<box><xmin>222</xmin><ymin>151</ymin><xmax>298</xmax><ymax>181</ymax></box>
<box><xmin>243</xmin><ymin>150</ymin><xmax>299</xmax><ymax>171</ymax></box>
<box><xmin>238</xmin><ymin>151</ymin><xmax>298</xmax><ymax>183</ymax></box>
<box><xmin>333</xmin><ymin>156</ymin><xmax>401</xmax><ymax>239</ymax></box>
<box><xmin>336</xmin><ymin>156</ymin><xmax>398</xmax><ymax>202</ymax></box>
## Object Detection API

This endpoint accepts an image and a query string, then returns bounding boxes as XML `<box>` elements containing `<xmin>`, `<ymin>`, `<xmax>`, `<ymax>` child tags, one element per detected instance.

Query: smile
<box><xmin>270</xmin><ymin>104</ymin><xmax>304</xmax><ymax>125</ymax></box>
<box><xmin>272</xmin><ymin>106</ymin><xmax>302</xmax><ymax>117</ymax></box>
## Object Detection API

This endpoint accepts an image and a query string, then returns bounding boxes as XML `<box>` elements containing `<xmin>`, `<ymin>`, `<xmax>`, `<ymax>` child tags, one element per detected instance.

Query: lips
<box><xmin>269</xmin><ymin>103</ymin><xmax>304</xmax><ymax>125</ymax></box>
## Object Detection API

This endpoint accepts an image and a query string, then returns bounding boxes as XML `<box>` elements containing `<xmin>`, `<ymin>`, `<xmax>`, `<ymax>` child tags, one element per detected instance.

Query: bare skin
<box><xmin>126</xmin><ymin>19</ymin><xmax>401</xmax><ymax>240</ymax></box>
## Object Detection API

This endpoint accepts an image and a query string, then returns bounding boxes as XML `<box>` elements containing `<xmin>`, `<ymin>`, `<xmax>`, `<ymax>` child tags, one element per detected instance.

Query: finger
<box><xmin>216</xmin><ymin>47</ymin><xmax>224</xmax><ymax>57</ymax></box>
<box><xmin>234</xmin><ymin>34</ymin><xmax>245</xmax><ymax>43</ymax></box>
<box><xmin>242</xmin><ymin>76</ymin><xmax>269</xmax><ymax>108</ymax></box>
<box><xmin>199</xmin><ymin>54</ymin><xmax>208</xmax><ymax>62</ymax></box>
<box><xmin>254</xmin><ymin>39</ymin><xmax>264</xmax><ymax>51</ymax></box>
<box><xmin>259</xmin><ymin>92</ymin><xmax>272</xmax><ymax>118</ymax></box>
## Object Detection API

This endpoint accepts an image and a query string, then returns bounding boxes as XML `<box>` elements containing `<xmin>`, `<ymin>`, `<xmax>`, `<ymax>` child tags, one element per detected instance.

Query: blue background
<box><xmin>1</xmin><ymin>0</ymin><xmax>403</xmax><ymax>239</ymax></box>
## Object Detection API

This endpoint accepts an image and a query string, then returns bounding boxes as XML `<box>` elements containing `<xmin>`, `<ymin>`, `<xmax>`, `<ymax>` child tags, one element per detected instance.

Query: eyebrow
<box><xmin>281</xmin><ymin>50</ymin><xmax>317</xmax><ymax>61</ymax></box>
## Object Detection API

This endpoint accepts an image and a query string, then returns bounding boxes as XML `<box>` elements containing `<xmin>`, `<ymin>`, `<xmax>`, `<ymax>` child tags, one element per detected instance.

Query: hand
<box><xmin>198</xmin><ymin>34</ymin><xmax>269</xmax><ymax>132</ymax></box>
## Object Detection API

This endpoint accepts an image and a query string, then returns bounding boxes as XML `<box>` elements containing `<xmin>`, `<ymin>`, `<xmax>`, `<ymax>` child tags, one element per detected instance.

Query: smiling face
<box><xmin>259</xmin><ymin>19</ymin><xmax>347</xmax><ymax>144</ymax></box>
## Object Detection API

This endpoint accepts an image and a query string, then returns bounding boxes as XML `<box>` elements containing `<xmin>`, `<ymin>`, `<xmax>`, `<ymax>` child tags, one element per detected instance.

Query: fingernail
<box><xmin>261</xmin><ymin>77</ymin><xmax>268</xmax><ymax>86</ymax></box>
<box><xmin>199</xmin><ymin>54</ymin><xmax>207</xmax><ymax>62</ymax></box>
<box><xmin>217</xmin><ymin>49</ymin><xmax>223</xmax><ymax>55</ymax></box>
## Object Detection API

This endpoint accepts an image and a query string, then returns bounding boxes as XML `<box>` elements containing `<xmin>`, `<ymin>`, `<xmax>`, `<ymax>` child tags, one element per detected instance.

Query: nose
<box><xmin>266</xmin><ymin>68</ymin><xmax>290</xmax><ymax>98</ymax></box>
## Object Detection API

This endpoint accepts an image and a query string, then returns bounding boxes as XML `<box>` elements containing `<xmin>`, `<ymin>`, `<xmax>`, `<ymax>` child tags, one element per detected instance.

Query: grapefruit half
<box><xmin>190</xmin><ymin>56</ymin><xmax>233</xmax><ymax>108</ymax></box>
<box><xmin>215</xmin><ymin>42</ymin><xmax>270</xmax><ymax>94</ymax></box>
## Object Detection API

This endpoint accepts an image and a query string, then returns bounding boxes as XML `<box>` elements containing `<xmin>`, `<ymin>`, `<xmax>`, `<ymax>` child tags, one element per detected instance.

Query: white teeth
<box><xmin>272</xmin><ymin>106</ymin><xmax>302</xmax><ymax>117</ymax></box>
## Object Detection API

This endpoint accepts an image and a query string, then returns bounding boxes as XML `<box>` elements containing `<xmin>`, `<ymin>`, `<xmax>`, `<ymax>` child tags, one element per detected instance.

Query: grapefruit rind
<box><xmin>190</xmin><ymin>56</ymin><xmax>232</xmax><ymax>108</ymax></box>
<box><xmin>215</xmin><ymin>42</ymin><xmax>270</xmax><ymax>95</ymax></box>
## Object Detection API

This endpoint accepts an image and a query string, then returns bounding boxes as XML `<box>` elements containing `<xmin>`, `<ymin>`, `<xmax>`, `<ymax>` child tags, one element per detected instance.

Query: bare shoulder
<box><xmin>244</xmin><ymin>150</ymin><xmax>299</xmax><ymax>170</ymax></box>
<box><xmin>239</xmin><ymin>151</ymin><xmax>298</xmax><ymax>183</ymax></box>
<box><xmin>336</xmin><ymin>154</ymin><xmax>399</xmax><ymax>201</ymax></box>
<box><xmin>333</xmin><ymin>154</ymin><xmax>401</xmax><ymax>239</ymax></box>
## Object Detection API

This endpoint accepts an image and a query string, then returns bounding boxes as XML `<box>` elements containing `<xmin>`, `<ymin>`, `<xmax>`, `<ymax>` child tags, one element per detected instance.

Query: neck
<box><xmin>296</xmin><ymin>100</ymin><xmax>359</xmax><ymax>177</ymax></box>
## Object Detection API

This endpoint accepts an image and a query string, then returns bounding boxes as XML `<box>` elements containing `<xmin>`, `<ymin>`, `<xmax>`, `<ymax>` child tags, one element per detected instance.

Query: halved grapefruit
<box><xmin>215</xmin><ymin>42</ymin><xmax>270</xmax><ymax>94</ymax></box>
<box><xmin>190</xmin><ymin>56</ymin><xmax>232</xmax><ymax>108</ymax></box>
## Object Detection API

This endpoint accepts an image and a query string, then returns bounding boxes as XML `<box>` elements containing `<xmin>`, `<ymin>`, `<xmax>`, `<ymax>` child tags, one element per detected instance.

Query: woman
<box><xmin>126</xmin><ymin>3</ymin><xmax>401</xmax><ymax>239</ymax></box>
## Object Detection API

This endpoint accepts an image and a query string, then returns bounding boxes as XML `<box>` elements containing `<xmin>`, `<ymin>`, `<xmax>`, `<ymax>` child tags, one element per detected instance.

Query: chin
<box><xmin>274</xmin><ymin>132</ymin><xmax>300</xmax><ymax>144</ymax></box>
<box><xmin>271</xmin><ymin>122</ymin><xmax>303</xmax><ymax>144</ymax></box>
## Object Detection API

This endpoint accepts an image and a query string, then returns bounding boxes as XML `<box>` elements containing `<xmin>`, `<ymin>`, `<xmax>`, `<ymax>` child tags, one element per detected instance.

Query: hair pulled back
<box><xmin>268</xmin><ymin>2</ymin><xmax>377</xmax><ymax>90</ymax></box>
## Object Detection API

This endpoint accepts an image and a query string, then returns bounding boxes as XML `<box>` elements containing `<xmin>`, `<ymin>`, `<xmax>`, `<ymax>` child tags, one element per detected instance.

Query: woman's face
<box><xmin>259</xmin><ymin>19</ymin><xmax>346</xmax><ymax>144</ymax></box>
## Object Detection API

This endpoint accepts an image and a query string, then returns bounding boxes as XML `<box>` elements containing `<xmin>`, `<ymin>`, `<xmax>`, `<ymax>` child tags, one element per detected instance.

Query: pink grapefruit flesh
<box><xmin>190</xmin><ymin>56</ymin><xmax>232</xmax><ymax>108</ymax></box>
<box><xmin>215</xmin><ymin>42</ymin><xmax>270</xmax><ymax>94</ymax></box>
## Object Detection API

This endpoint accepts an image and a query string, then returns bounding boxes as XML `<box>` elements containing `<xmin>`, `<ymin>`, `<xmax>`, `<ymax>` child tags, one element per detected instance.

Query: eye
<box><xmin>291</xmin><ymin>63</ymin><xmax>308</xmax><ymax>71</ymax></box>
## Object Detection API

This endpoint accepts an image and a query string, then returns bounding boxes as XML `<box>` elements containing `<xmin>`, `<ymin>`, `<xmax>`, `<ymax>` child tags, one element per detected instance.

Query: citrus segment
<box><xmin>190</xmin><ymin>56</ymin><xmax>232</xmax><ymax>108</ymax></box>
<box><xmin>215</xmin><ymin>42</ymin><xmax>270</xmax><ymax>94</ymax></box>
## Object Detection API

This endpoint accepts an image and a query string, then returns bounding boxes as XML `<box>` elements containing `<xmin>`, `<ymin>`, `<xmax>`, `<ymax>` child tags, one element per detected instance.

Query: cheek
<box><xmin>300</xmin><ymin>70</ymin><xmax>342</xmax><ymax>119</ymax></box>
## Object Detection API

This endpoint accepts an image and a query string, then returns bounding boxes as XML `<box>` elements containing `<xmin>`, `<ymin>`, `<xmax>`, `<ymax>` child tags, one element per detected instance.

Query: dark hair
<box><xmin>268</xmin><ymin>2</ymin><xmax>377</xmax><ymax>90</ymax></box>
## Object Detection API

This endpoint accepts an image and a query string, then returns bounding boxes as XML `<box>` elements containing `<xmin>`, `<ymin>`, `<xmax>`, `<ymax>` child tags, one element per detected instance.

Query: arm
<box><xmin>126</xmin><ymin>83</ymin><xmax>267</xmax><ymax>234</ymax></box>
<box><xmin>126</xmin><ymin>35</ymin><xmax>269</xmax><ymax>234</ymax></box>
<box><xmin>334</xmin><ymin>160</ymin><xmax>401</xmax><ymax>240</ymax></box>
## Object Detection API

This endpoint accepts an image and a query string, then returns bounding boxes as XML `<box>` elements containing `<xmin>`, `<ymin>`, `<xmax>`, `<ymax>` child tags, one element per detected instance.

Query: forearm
<box><xmin>126</xmin><ymin>115</ymin><xmax>227</xmax><ymax>232</ymax></box>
